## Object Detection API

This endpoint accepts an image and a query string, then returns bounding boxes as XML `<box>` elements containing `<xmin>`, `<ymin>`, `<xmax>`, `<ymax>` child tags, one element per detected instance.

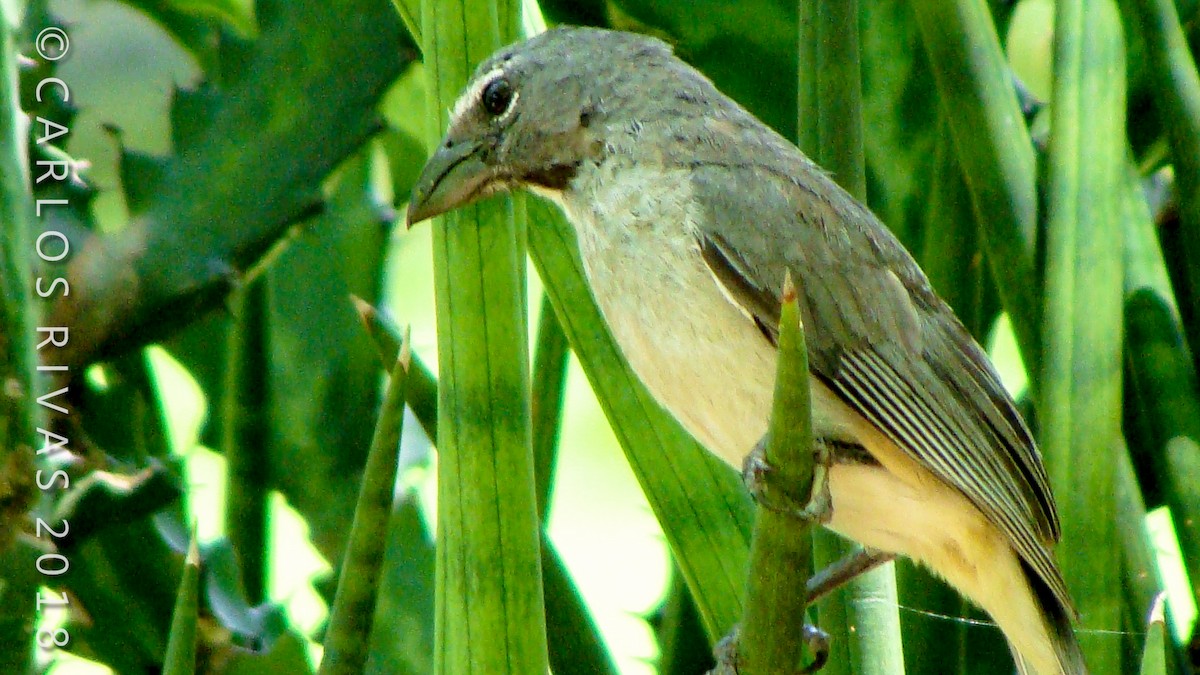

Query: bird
<box><xmin>406</xmin><ymin>26</ymin><xmax>1086</xmax><ymax>675</ymax></box>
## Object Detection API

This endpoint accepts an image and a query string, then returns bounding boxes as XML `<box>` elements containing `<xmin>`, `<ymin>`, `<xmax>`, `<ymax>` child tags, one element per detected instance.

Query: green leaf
<box><xmin>48</xmin><ymin>0</ymin><xmax>411</xmax><ymax>371</ymax></box>
<box><xmin>531</xmin><ymin>294</ymin><xmax>570</xmax><ymax>519</ymax></box>
<box><xmin>319</xmin><ymin>337</ymin><xmax>412</xmax><ymax>675</ymax></box>
<box><xmin>64</xmin><ymin>519</ymin><xmax>181</xmax><ymax>671</ymax></box>
<box><xmin>610</xmin><ymin>0</ymin><xmax>798</xmax><ymax>140</ymax></box>
<box><xmin>541</xmin><ymin>540</ymin><xmax>620</xmax><ymax>675</ymax></box>
<box><xmin>363</xmin><ymin>493</ymin><xmax>435</xmax><ymax>675</ymax></box>
<box><xmin>351</xmin><ymin>295</ymin><xmax>438</xmax><ymax>440</ymax></box>
<box><xmin>1127</xmin><ymin>0</ymin><xmax>1200</xmax><ymax>389</ymax></box>
<box><xmin>54</xmin><ymin>465</ymin><xmax>183</xmax><ymax>548</ymax></box>
<box><xmin>172</xmin><ymin>0</ymin><xmax>257</xmax><ymax>37</ymax></box>
<box><xmin>911</xmin><ymin>0</ymin><xmax>1042</xmax><ymax>374</ymax></box>
<box><xmin>222</xmin><ymin>279</ymin><xmax>270</xmax><ymax>604</ymax></box>
<box><xmin>113</xmin><ymin>0</ymin><xmax>223</xmax><ymax>73</ymax></box>
<box><xmin>1139</xmin><ymin>593</ymin><xmax>1168</xmax><ymax>675</ymax></box>
<box><xmin>859</xmin><ymin>0</ymin><xmax>941</xmax><ymax>250</ymax></box>
<box><xmin>419</xmin><ymin>1</ymin><xmax>548</xmax><ymax>672</ymax></box>
<box><xmin>1040</xmin><ymin>0</ymin><xmax>1126</xmax><ymax>669</ymax></box>
<box><xmin>163</xmin><ymin>536</ymin><xmax>200</xmax><ymax>675</ymax></box>
<box><xmin>258</xmin><ymin>147</ymin><xmax>393</xmax><ymax>566</ymax></box>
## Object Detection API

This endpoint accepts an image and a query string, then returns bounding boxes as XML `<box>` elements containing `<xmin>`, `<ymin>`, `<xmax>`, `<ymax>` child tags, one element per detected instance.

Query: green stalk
<box><xmin>0</xmin><ymin>12</ymin><xmax>38</xmax><ymax>666</ymax></box>
<box><xmin>162</xmin><ymin>537</ymin><xmax>200</xmax><ymax>675</ymax></box>
<box><xmin>351</xmin><ymin>299</ymin><xmax>619</xmax><ymax>675</ymax></box>
<box><xmin>531</xmin><ymin>294</ymin><xmax>569</xmax><ymax>520</ymax></box>
<box><xmin>804</xmin><ymin>0</ymin><xmax>864</xmax><ymax>196</ymax></box>
<box><xmin>1040</xmin><ymin>0</ymin><xmax>1126</xmax><ymax>669</ymax></box>
<box><xmin>1139</xmin><ymin>593</ymin><xmax>1168</xmax><ymax>675</ymax></box>
<box><xmin>320</xmin><ymin>338</ymin><xmax>411</xmax><ymax>675</ymax></box>
<box><xmin>1127</xmin><ymin>0</ymin><xmax>1200</xmax><ymax>375</ymax></box>
<box><xmin>911</xmin><ymin>0</ymin><xmax>1042</xmax><ymax>374</ymax></box>
<box><xmin>222</xmin><ymin>280</ymin><xmax>270</xmax><ymax>603</ymax></box>
<box><xmin>420</xmin><ymin>1</ymin><xmax>547</xmax><ymax>672</ymax></box>
<box><xmin>809</xmin><ymin>533</ymin><xmax>852</xmax><ymax>675</ymax></box>
<box><xmin>921</xmin><ymin>116</ymin><xmax>1000</xmax><ymax>341</ymax></box>
<box><xmin>0</xmin><ymin>0</ymin><xmax>38</xmax><ymax>493</ymax></box>
<box><xmin>799</xmin><ymin>1</ymin><xmax>904</xmax><ymax>670</ymax></box>
<box><xmin>737</xmin><ymin>278</ymin><xmax>817</xmax><ymax>675</ymax></box>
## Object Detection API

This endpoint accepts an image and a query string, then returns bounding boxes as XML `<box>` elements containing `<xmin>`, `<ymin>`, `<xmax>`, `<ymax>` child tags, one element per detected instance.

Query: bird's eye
<box><xmin>481</xmin><ymin>78</ymin><xmax>514</xmax><ymax>117</ymax></box>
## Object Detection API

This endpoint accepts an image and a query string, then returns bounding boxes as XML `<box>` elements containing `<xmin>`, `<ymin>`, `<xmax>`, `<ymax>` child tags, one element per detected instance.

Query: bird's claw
<box><xmin>800</xmin><ymin>624</ymin><xmax>830</xmax><ymax>673</ymax></box>
<box><xmin>741</xmin><ymin>437</ymin><xmax>832</xmax><ymax>524</ymax></box>
<box><xmin>707</xmin><ymin>625</ymin><xmax>831</xmax><ymax>674</ymax></box>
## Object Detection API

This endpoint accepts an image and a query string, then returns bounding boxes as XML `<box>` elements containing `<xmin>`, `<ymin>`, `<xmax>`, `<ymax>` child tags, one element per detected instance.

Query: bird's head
<box><xmin>405</xmin><ymin>27</ymin><xmax>684</xmax><ymax>225</ymax></box>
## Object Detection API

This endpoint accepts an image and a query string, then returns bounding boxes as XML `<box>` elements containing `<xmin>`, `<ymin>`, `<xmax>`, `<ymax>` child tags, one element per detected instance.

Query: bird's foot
<box><xmin>741</xmin><ymin>437</ymin><xmax>832</xmax><ymax>524</ymax></box>
<box><xmin>708</xmin><ymin>625</ymin><xmax>830</xmax><ymax>675</ymax></box>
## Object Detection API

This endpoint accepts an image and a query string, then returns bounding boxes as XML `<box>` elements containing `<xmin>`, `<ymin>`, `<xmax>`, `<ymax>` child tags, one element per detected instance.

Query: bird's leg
<box><xmin>805</xmin><ymin>547</ymin><xmax>896</xmax><ymax>604</ymax></box>
<box><xmin>740</xmin><ymin>435</ymin><xmax>833</xmax><ymax>523</ymax></box>
<box><xmin>744</xmin><ymin>435</ymin><xmax>895</xmax><ymax>601</ymax></box>
<box><xmin>715</xmin><ymin>437</ymin><xmax>835</xmax><ymax>674</ymax></box>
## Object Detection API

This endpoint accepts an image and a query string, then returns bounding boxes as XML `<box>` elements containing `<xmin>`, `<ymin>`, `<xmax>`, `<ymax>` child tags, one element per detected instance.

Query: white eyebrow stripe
<box><xmin>451</xmin><ymin>67</ymin><xmax>506</xmax><ymax>124</ymax></box>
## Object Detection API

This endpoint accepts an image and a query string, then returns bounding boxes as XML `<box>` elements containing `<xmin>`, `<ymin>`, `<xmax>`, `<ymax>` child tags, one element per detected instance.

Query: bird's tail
<box><xmin>1012</xmin><ymin>565</ymin><xmax>1088</xmax><ymax>675</ymax></box>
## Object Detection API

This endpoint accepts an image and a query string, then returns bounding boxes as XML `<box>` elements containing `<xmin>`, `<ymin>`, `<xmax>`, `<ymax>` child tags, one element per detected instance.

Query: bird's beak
<box><xmin>406</xmin><ymin>138</ymin><xmax>494</xmax><ymax>227</ymax></box>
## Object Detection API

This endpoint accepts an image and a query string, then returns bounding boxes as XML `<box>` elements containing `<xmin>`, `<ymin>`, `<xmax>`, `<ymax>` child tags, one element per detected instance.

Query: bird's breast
<box><xmin>547</xmin><ymin>164</ymin><xmax>781</xmax><ymax>463</ymax></box>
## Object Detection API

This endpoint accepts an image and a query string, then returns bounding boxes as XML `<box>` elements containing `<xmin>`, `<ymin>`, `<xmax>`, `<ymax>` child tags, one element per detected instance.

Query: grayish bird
<box><xmin>407</xmin><ymin>26</ymin><xmax>1086</xmax><ymax>675</ymax></box>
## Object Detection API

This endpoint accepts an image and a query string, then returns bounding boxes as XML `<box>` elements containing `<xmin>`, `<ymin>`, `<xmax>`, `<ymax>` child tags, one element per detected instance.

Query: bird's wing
<box><xmin>687</xmin><ymin>160</ymin><xmax>1074</xmax><ymax>614</ymax></box>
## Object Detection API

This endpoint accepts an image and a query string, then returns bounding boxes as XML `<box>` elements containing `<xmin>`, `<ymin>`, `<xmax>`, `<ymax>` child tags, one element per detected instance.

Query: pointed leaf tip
<box><xmin>399</xmin><ymin>325</ymin><xmax>412</xmax><ymax>371</ymax></box>
<box><xmin>1148</xmin><ymin>591</ymin><xmax>1166</xmax><ymax>626</ymax></box>
<box><xmin>187</xmin><ymin>531</ymin><xmax>200</xmax><ymax>566</ymax></box>
<box><xmin>781</xmin><ymin>269</ymin><xmax>797</xmax><ymax>304</ymax></box>
<box><xmin>349</xmin><ymin>293</ymin><xmax>374</xmax><ymax>321</ymax></box>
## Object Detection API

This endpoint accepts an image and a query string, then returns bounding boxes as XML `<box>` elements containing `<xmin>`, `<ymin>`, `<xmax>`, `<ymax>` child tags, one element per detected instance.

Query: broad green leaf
<box><xmin>610</xmin><ymin>0</ymin><xmax>798</xmax><ymax>140</ymax></box>
<box><xmin>1041</xmin><ymin>0</ymin><xmax>1126</xmax><ymax>669</ymax></box>
<box><xmin>419</xmin><ymin>1</ymin><xmax>547</xmax><ymax>672</ymax></box>
<box><xmin>912</xmin><ymin>0</ymin><xmax>1042</xmax><ymax>373</ymax></box>
<box><xmin>48</xmin><ymin>0</ymin><xmax>411</xmax><ymax>372</ymax></box>
<box><xmin>1127</xmin><ymin>0</ymin><xmax>1200</xmax><ymax>385</ymax></box>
